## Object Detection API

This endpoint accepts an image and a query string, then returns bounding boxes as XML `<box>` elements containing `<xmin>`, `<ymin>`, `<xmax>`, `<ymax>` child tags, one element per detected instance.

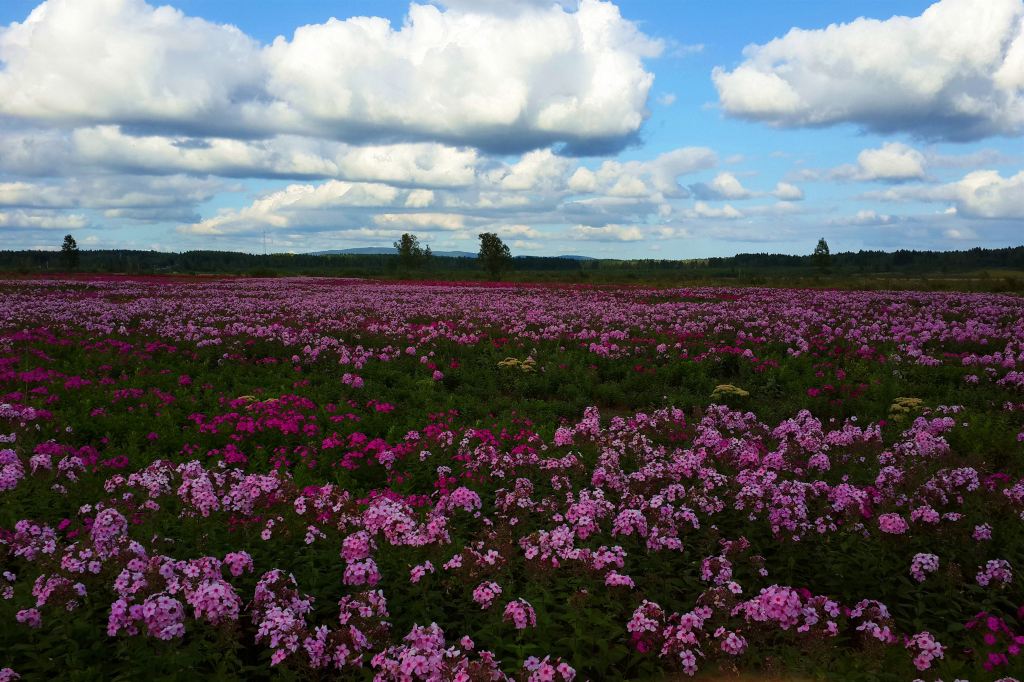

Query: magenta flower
<box><xmin>503</xmin><ymin>598</ymin><xmax>537</xmax><ymax>629</ymax></box>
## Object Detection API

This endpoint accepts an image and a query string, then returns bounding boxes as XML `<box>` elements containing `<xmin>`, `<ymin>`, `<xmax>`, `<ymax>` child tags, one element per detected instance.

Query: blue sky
<box><xmin>0</xmin><ymin>0</ymin><xmax>1021</xmax><ymax>258</ymax></box>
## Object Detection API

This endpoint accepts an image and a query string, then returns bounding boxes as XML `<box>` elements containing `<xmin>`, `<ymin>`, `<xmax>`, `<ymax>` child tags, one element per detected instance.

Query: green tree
<box><xmin>478</xmin><ymin>232</ymin><xmax>511</xmax><ymax>280</ymax></box>
<box><xmin>393</xmin><ymin>233</ymin><xmax>430</xmax><ymax>271</ymax></box>
<box><xmin>60</xmin><ymin>234</ymin><xmax>80</xmax><ymax>270</ymax></box>
<box><xmin>813</xmin><ymin>237</ymin><xmax>831</xmax><ymax>273</ymax></box>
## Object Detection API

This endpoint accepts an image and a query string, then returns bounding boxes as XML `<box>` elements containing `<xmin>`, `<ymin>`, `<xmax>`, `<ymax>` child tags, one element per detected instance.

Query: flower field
<box><xmin>1</xmin><ymin>276</ymin><xmax>1023</xmax><ymax>681</ymax></box>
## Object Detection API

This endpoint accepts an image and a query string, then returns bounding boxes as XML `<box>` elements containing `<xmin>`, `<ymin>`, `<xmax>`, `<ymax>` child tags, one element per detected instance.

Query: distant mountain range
<box><xmin>309</xmin><ymin>247</ymin><xmax>594</xmax><ymax>260</ymax></box>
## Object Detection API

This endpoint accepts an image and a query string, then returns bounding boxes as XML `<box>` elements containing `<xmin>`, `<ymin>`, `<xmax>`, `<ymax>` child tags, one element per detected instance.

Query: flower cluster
<box><xmin>910</xmin><ymin>553</ymin><xmax>940</xmax><ymax>582</ymax></box>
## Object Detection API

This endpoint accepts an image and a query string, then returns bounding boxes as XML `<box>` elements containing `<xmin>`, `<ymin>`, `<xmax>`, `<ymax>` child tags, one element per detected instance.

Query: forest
<box><xmin>2</xmin><ymin>244</ymin><xmax>1024</xmax><ymax>290</ymax></box>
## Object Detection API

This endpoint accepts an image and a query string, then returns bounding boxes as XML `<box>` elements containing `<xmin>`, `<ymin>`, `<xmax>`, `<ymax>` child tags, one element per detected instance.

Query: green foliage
<box><xmin>2</xmin><ymin>283</ymin><xmax>1024</xmax><ymax>681</ymax></box>
<box><xmin>813</xmin><ymin>237</ymin><xmax>830</xmax><ymax>273</ymax></box>
<box><xmin>60</xmin><ymin>234</ymin><xmax>79</xmax><ymax>270</ymax></box>
<box><xmin>2</xmin><ymin>243</ymin><xmax>1024</xmax><ymax>291</ymax></box>
<box><xmin>393</xmin><ymin>232</ymin><xmax>432</xmax><ymax>272</ymax></box>
<box><xmin>478</xmin><ymin>232</ymin><xmax>512</xmax><ymax>279</ymax></box>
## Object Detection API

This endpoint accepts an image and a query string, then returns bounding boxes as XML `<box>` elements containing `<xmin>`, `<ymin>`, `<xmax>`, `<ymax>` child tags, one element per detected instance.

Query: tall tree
<box><xmin>393</xmin><ymin>233</ymin><xmax>430</xmax><ymax>271</ymax></box>
<box><xmin>60</xmin><ymin>234</ymin><xmax>79</xmax><ymax>270</ymax></box>
<box><xmin>813</xmin><ymin>237</ymin><xmax>831</xmax><ymax>273</ymax></box>
<box><xmin>478</xmin><ymin>232</ymin><xmax>511</xmax><ymax>280</ymax></box>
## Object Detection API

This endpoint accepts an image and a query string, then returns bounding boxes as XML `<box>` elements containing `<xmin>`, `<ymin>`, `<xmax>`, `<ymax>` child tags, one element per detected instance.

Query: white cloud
<box><xmin>568</xmin><ymin>224</ymin><xmax>644</xmax><ymax>241</ymax></box>
<box><xmin>180</xmin><ymin>180</ymin><xmax>415</xmax><ymax>234</ymax></box>
<box><xmin>373</xmin><ymin>212</ymin><xmax>466</xmax><ymax>230</ymax></box>
<box><xmin>828</xmin><ymin>209</ymin><xmax>897</xmax><ymax>226</ymax></box>
<box><xmin>0</xmin><ymin>175</ymin><xmax>223</xmax><ymax>210</ymax></box>
<box><xmin>491</xmin><ymin>224</ymin><xmax>547</xmax><ymax>239</ymax></box>
<box><xmin>567</xmin><ymin>167</ymin><xmax>598</xmax><ymax>193</ymax></box>
<box><xmin>651</xmin><ymin>226</ymin><xmax>691</xmax><ymax>239</ymax></box>
<box><xmin>869</xmin><ymin>168</ymin><xmax>1024</xmax><ymax>218</ymax></box>
<box><xmin>772</xmin><ymin>181</ymin><xmax>804</xmax><ymax>200</ymax></box>
<box><xmin>926</xmin><ymin>148</ymin><xmax>1019</xmax><ymax>169</ymax></box>
<box><xmin>0</xmin><ymin>0</ymin><xmax>661</xmax><ymax>153</ymax></box>
<box><xmin>267</xmin><ymin>0</ymin><xmax>662</xmax><ymax>153</ymax></box>
<box><xmin>944</xmin><ymin>227</ymin><xmax>979</xmax><ymax>240</ymax></box>
<box><xmin>951</xmin><ymin>170</ymin><xmax>1024</xmax><ymax>218</ymax></box>
<box><xmin>509</xmin><ymin>239</ymin><xmax>544</xmax><ymax>251</ymax></box>
<box><xmin>641</xmin><ymin>148</ymin><xmax>718</xmax><ymax>195</ymax></box>
<box><xmin>832</xmin><ymin>142</ymin><xmax>927</xmax><ymax>182</ymax></box>
<box><xmin>66</xmin><ymin>126</ymin><xmax>481</xmax><ymax>186</ymax></box>
<box><xmin>0</xmin><ymin>0</ymin><xmax>262</xmax><ymax>130</ymax></box>
<box><xmin>607</xmin><ymin>175</ymin><xmax>650</xmax><ymax>198</ymax></box>
<box><xmin>691</xmin><ymin>171</ymin><xmax>752</xmax><ymax>200</ymax></box>
<box><xmin>0</xmin><ymin>124</ymin><xmax>482</xmax><ymax>187</ymax></box>
<box><xmin>484</xmin><ymin>149</ymin><xmax>572</xmax><ymax>191</ymax></box>
<box><xmin>688</xmin><ymin>201</ymin><xmax>743</xmax><ymax>219</ymax></box>
<box><xmin>569</xmin><ymin>147</ymin><xmax>717</xmax><ymax>198</ymax></box>
<box><xmin>712</xmin><ymin>0</ymin><xmax>1024</xmax><ymax>140</ymax></box>
<box><xmin>405</xmin><ymin>189</ymin><xmax>436</xmax><ymax>208</ymax></box>
<box><xmin>432</xmin><ymin>0</ymin><xmax>576</xmax><ymax>16</ymax></box>
<box><xmin>0</xmin><ymin>209</ymin><xmax>87</xmax><ymax>229</ymax></box>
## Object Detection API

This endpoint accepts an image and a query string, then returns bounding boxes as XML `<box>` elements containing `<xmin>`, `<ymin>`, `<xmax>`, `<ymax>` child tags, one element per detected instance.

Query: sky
<box><xmin>0</xmin><ymin>0</ymin><xmax>1021</xmax><ymax>258</ymax></box>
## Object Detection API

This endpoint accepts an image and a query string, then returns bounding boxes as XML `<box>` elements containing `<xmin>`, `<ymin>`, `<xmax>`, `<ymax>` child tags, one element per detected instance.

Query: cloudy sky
<box><xmin>0</xmin><ymin>0</ymin><xmax>1021</xmax><ymax>257</ymax></box>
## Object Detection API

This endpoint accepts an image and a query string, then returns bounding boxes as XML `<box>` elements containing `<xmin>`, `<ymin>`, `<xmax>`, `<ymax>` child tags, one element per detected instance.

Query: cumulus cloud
<box><xmin>490</xmin><ymin>224</ymin><xmax>548</xmax><ymax>239</ymax></box>
<box><xmin>831</xmin><ymin>142</ymin><xmax>928</xmax><ymax>182</ymax></box>
<box><xmin>70</xmin><ymin>127</ymin><xmax>480</xmax><ymax>186</ymax></box>
<box><xmin>944</xmin><ymin>226</ymin><xmax>979</xmax><ymax>240</ymax></box>
<box><xmin>373</xmin><ymin>212</ymin><xmax>466</xmax><ymax>230</ymax></box>
<box><xmin>567</xmin><ymin>224</ymin><xmax>644</xmax><ymax>241</ymax></box>
<box><xmin>950</xmin><ymin>170</ymin><xmax>1024</xmax><ymax>217</ymax></box>
<box><xmin>0</xmin><ymin>209</ymin><xmax>87</xmax><ymax>229</ymax></box>
<box><xmin>925</xmin><ymin>148</ymin><xmax>1020</xmax><ymax>169</ymax></box>
<box><xmin>432</xmin><ymin>0</ymin><xmax>577</xmax><ymax>16</ymax></box>
<box><xmin>558</xmin><ymin>195</ymin><xmax>665</xmax><ymax>227</ymax></box>
<box><xmin>484</xmin><ymin>149</ymin><xmax>573</xmax><ymax>191</ymax></box>
<box><xmin>867</xmin><ymin>168</ymin><xmax>1024</xmax><ymax>218</ymax></box>
<box><xmin>712</xmin><ymin>0</ymin><xmax>1024</xmax><ymax>140</ymax></box>
<box><xmin>687</xmin><ymin>201</ymin><xmax>743</xmax><ymax>219</ymax></box>
<box><xmin>0</xmin><ymin>175</ymin><xmax>223</xmax><ymax>210</ymax></box>
<box><xmin>772</xmin><ymin>181</ymin><xmax>804</xmax><ymax>200</ymax></box>
<box><xmin>566</xmin><ymin>147</ymin><xmax>716</xmax><ymax>198</ymax></box>
<box><xmin>0</xmin><ymin>0</ymin><xmax>661</xmax><ymax>153</ymax></box>
<box><xmin>828</xmin><ymin>209</ymin><xmax>898</xmax><ymax>226</ymax></box>
<box><xmin>690</xmin><ymin>172</ymin><xmax>752</xmax><ymax>200</ymax></box>
<box><xmin>0</xmin><ymin>0</ymin><xmax>262</xmax><ymax>132</ymax></box>
<box><xmin>180</xmin><ymin>180</ymin><xmax>423</xmax><ymax>235</ymax></box>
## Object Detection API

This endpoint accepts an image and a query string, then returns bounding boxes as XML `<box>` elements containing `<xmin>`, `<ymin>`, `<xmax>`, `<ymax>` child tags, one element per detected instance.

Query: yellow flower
<box><xmin>711</xmin><ymin>384</ymin><xmax>749</xmax><ymax>399</ymax></box>
<box><xmin>497</xmin><ymin>357</ymin><xmax>536</xmax><ymax>373</ymax></box>
<box><xmin>889</xmin><ymin>397</ymin><xmax>924</xmax><ymax>420</ymax></box>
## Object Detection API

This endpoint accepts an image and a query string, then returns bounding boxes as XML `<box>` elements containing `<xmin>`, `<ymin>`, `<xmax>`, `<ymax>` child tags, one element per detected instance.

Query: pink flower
<box><xmin>909</xmin><ymin>553</ymin><xmax>939</xmax><ymax>582</ymax></box>
<box><xmin>15</xmin><ymin>608</ymin><xmax>41</xmax><ymax>628</ymax></box>
<box><xmin>878</xmin><ymin>513</ymin><xmax>909</xmax><ymax>535</ymax></box>
<box><xmin>905</xmin><ymin>631</ymin><xmax>944</xmax><ymax>671</ymax></box>
<box><xmin>409</xmin><ymin>561</ymin><xmax>434</xmax><ymax>584</ymax></box>
<box><xmin>720</xmin><ymin>631</ymin><xmax>747</xmax><ymax>655</ymax></box>
<box><xmin>503</xmin><ymin>598</ymin><xmax>537</xmax><ymax>630</ymax></box>
<box><xmin>472</xmin><ymin>581</ymin><xmax>502</xmax><ymax>609</ymax></box>
<box><xmin>187</xmin><ymin>579</ymin><xmax>241</xmax><ymax>624</ymax></box>
<box><xmin>223</xmin><ymin>551</ymin><xmax>254</xmax><ymax>577</ymax></box>
<box><xmin>604</xmin><ymin>571</ymin><xmax>635</xmax><ymax>588</ymax></box>
<box><xmin>343</xmin><ymin>558</ymin><xmax>381</xmax><ymax>587</ymax></box>
<box><xmin>976</xmin><ymin>559</ymin><xmax>1013</xmax><ymax>587</ymax></box>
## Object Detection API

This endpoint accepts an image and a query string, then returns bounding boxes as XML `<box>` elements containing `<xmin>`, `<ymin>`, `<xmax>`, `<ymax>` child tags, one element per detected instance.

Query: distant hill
<box><xmin>310</xmin><ymin>247</ymin><xmax>477</xmax><ymax>258</ymax></box>
<box><xmin>310</xmin><ymin>247</ymin><xmax>595</xmax><ymax>260</ymax></box>
<box><xmin>552</xmin><ymin>254</ymin><xmax>596</xmax><ymax>261</ymax></box>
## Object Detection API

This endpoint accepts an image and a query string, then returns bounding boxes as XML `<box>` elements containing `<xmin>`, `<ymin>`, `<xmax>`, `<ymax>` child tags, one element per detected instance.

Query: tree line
<box><xmin>2</xmin><ymin>234</ymin><xmax>1022</xmax><ymax>285</ymax></box>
